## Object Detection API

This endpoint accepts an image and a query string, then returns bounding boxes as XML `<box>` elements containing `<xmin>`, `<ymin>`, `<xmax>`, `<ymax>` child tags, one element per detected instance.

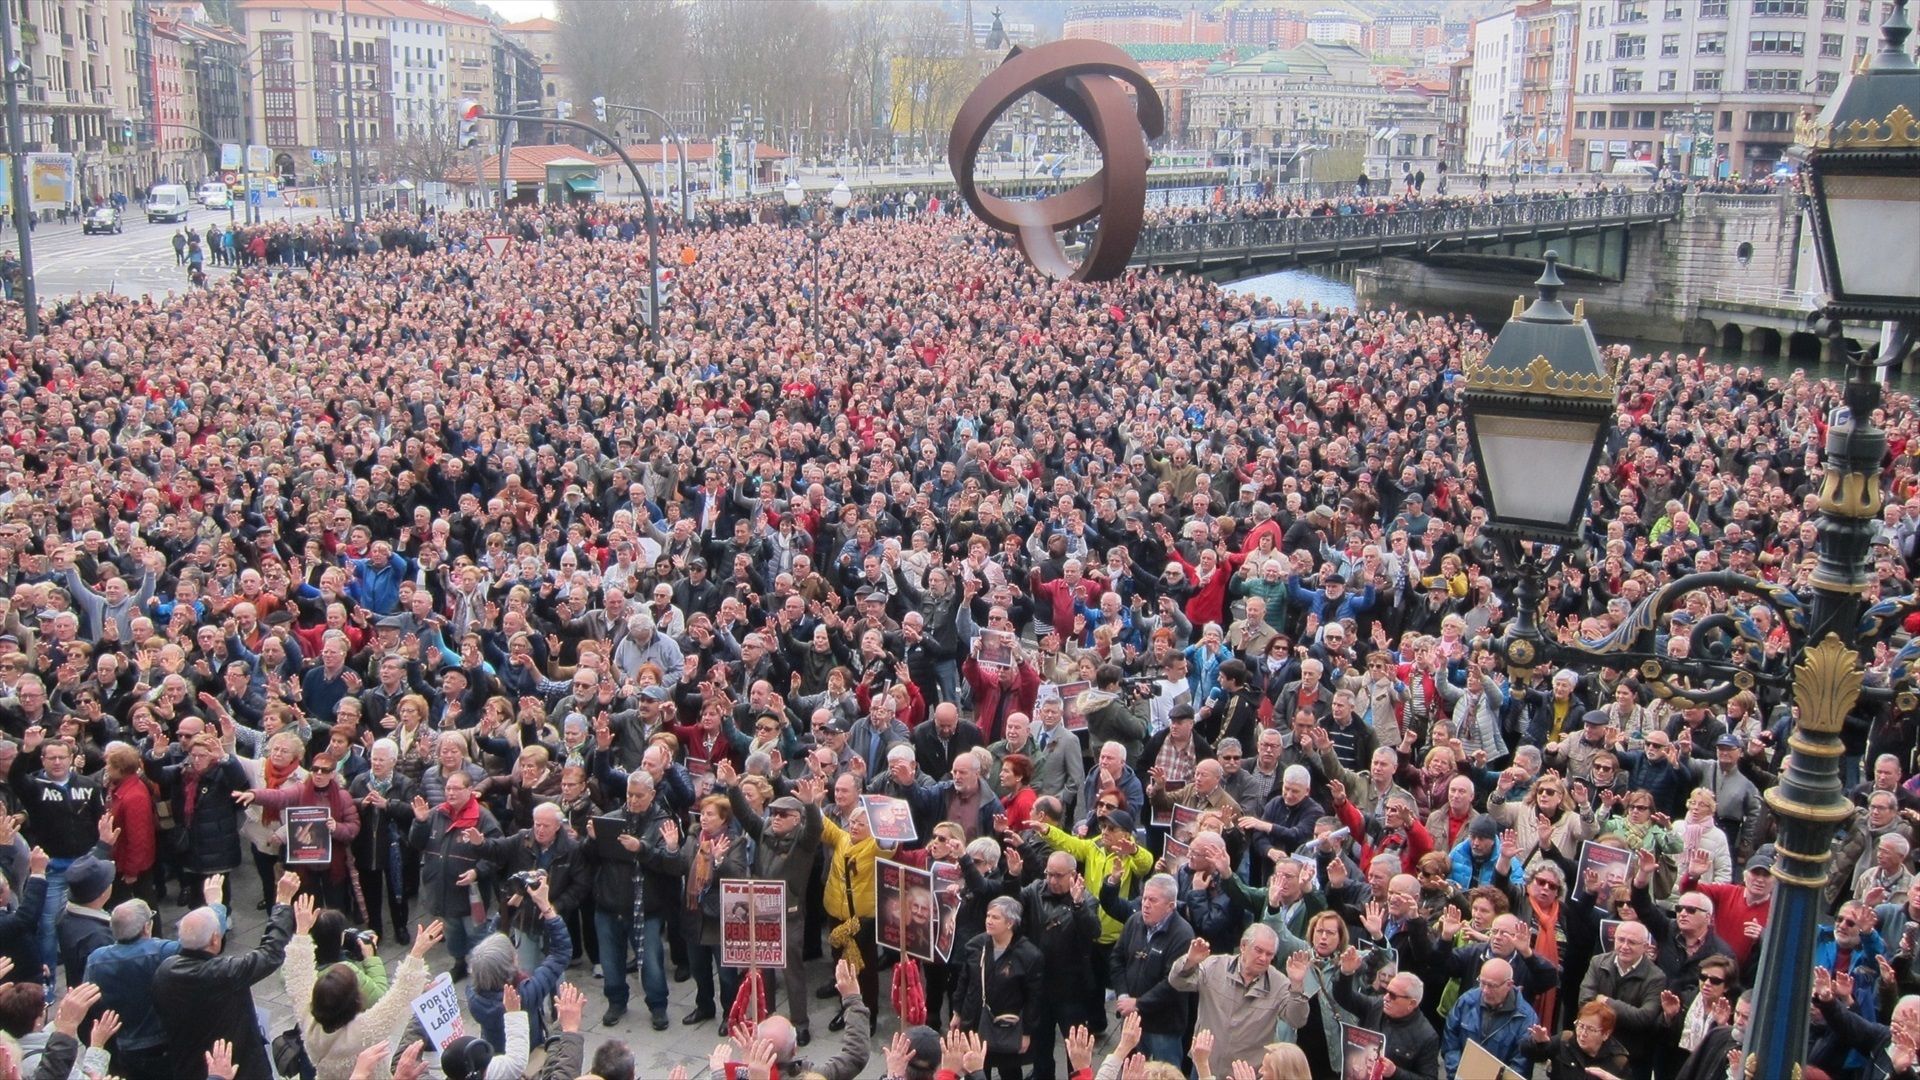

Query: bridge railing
<box><xmin>1704</xmin><ymin>282</ymin><xmax>1820</xmax><ymax>312</ymax></box>
<box><xmin>1134</xmin><ymin>192</ymin><xmax>1684</xmax><ymax>258</ymax></box>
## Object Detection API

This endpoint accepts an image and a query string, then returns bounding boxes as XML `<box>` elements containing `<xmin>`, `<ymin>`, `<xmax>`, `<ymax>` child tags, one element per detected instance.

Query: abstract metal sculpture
<box><xmin>949</xmin><ymin>40</ymin><xmax>1166</xmax><ymax>282</ymax></box>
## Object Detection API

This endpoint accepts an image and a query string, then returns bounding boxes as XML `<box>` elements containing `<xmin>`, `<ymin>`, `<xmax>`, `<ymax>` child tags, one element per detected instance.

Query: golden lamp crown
<box><xmin>1463</xmin><ymin>352</ymin><xmax>1621</xmax><ymax>402</ymax></box>
<box><xmin>1796</xmin><ymin>103</ymin><xmax>1920</xmax><ymax>150</ymax></box>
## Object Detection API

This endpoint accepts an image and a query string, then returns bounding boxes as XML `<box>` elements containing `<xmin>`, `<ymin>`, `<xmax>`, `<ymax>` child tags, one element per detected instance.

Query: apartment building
<box><xmin>1570</xmin><ymin>0</ymin><xmax>1866</xmax><ymax>176</ymax></box>
<box><xmin>1466</xmin><ymin>8</ymin><xmax>1521</xmax><ymax>170</ymax></box>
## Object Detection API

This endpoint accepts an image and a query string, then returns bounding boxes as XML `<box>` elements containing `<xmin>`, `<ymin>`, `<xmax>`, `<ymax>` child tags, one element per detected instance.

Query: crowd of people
<box><xmin>0</xmin><ymin>187</ymin><xmax>1913</xmax><ymax>1080</ymax></box>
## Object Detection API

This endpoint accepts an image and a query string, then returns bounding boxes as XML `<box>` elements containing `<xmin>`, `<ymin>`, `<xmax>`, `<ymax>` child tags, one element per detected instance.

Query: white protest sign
<box><xmin>410</xmin><ymin>971</ymin><xmax>465</xmax><ymax>1050</ymax></box>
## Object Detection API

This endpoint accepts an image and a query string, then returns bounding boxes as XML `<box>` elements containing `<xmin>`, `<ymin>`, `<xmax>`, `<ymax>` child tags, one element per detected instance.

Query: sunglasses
<box><xmin>1674</xmin><ymin>905</ymin><xmax>1709</xmax><ymax>916</ymax></box>
<box><xmin>312</xmin><ymin>767</ymin><xmax>335</xmax><ymax>775</ymax></box>
<box><xmin>1700</xmin><ymin>973</ymin><xmax>1728</xmax><ymax>986</ymax></box>
<box><xmin>1219</xmin><ymin>753</ymin><xmax>1242</xmax><ymax>761</ymax></box>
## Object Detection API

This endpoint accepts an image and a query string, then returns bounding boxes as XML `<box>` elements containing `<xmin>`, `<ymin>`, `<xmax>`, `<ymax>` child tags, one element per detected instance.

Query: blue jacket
<box><xmin>467</xmin><ymin>912</ymin><xmax>571</xmax><ymax>1049</ymax></box>
<box><xmin>1441</xmin><ymin>986</ymin><xmax>1537</xmax><ymax>1077</ymax></box>
<box><xmin>84</xmin><ymin>904</ymin><xmax>228</xmax><ymax>1051</ymax></box>
<box><xmin>1288</xmin><ymin>576</ymin><xmax>1378</xmax><ymax>623</ymax></box>
<box><xmin>1814</xmin><ymin>923</ymin><xmax>1887</xmax><ymax>1021</ymax></box>
<box><xmin>1448</xmin><ymin>838</ymin><xmax>1525</xmax><ymax>890</ymax></box>
<box><xmin>346</xmin><ymin>553</ymin><xmax>411</xmax><ymax>615</ymax></box>
<box><xmin>0</xmin><ymin>875</ymin><xmax>46</xmax><ymax>988</ymax></box>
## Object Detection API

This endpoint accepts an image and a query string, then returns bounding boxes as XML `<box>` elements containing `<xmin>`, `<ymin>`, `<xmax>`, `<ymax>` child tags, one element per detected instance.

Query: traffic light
<box><xmin>592</xmin><ymin>97</ymin><xmax>607</xmax><ymax>124</ymax></box>
<box><xmin>120</xmin><ymin>118</ymin><xmax>135</xmax><ymax>142</ymax></box>
<box><xmin>555</xmin><ymin>99</ymin><xmax>572</xmax><ymax>121</ymax></box>
<box><xmin>458</xmin><ymin>99</ymin><xmax>482</xmax><ymax>150</ymax></box>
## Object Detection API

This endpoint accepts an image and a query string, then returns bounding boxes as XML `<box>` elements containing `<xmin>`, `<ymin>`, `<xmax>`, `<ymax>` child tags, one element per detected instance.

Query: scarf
<box><xmin>262</xmin><ymin>759</ymin><xmax>298</xmax><ymax>825</ymax></box>
<box><xmin>686</xmin><ymin>832</ymin><xmax>719</xmax><ymax>910</ymax></box>
<box><xmin>440</xmin><ymin>795</ymin><xmax>481</xmax><ymax>834</ymax></box>
<box><xmin>1529</xmin><ymin>894</ymin><xmax>1563</xmax><ymax>1026</ymax></box>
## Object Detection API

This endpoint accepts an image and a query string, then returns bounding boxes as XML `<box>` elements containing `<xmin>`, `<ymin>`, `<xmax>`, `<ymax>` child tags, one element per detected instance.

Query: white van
<box><xmin>1609</xmin><ymin>160</ymin><xmax>1659</xmax><ymax>179</ymax></box>
<box><xmin>146</xmin><ymin>184</ymin><xmax>192</xmax><ymax>223</ymax></box>
<box><xmin>197</xmin><ymin>182</ymin><xmax>231</xmax><ymax>208</ymax></box>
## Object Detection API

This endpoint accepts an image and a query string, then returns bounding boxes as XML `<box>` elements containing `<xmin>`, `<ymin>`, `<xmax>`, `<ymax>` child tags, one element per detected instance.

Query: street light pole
<box><xmin>482</xmin><ymin>111</ymin><xmax>660</xmax><ymax>339</ymax></box>
<box><xmin>338</xmin><ymin>0</ymin><xmax>362</xmax><ymax>230</ymax></box>
<box><xmin>605</xmin><ymin>103</ymin><xmax>690</xmax><ymax>221</ymax></box>
<box><xmin>1</xmin><ymin>0</ymin><xmax>40</xmax><ymax>338</ymax></box>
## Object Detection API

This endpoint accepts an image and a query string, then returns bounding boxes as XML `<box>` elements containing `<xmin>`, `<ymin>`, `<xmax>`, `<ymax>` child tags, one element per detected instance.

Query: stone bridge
<box><xmin>1129</xmin><ymin>192</ymin><xmax>1684</xmax><ymax>277</ymax></box>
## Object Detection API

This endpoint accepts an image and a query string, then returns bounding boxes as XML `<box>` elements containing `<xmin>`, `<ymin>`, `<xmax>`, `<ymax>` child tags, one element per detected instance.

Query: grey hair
<box><xmin>1513</xmin><ymin>745</ymin><xmax>1543</xmax><ymax>770</ymax></box>
<box><xmin>626</xmin><ymin>771</ymin><xmax>655</xmax><ymax>794</ymax></box>
<box><xmin>1142</xmin><ymin>873</ymin><xmax>1180</xmax><ymax>902</ymax></box>
<box><xmin>1394</xmin><ymin>972</ymin><xmax>1426</xmax><ymax>1004</ymax></box>
<box><xmin>371</xmin><ymin>737</ymin><xmax>398</xmax><ymax>757</ymax></box>
<box><xmin>1241</xmin><ymin>922</ymin><xmax>1279</xmax><ymax>951</ymax></box>
<box><xmin>966</xmin><ymin>837</ymin><xmax>1001</xmax><ymax>865</ymax></box>
<box><xmin>467</xmin><ymin>932</ymin><xmax>518</xmax><ymax>991</ymax></box>
<box><xmin>887</xmin><ymin>744</ymin><xmax>916</xmax><ymax>764</ymax></box>
<box><xmin>177</xmin><ymin>907</ymin><xmax>222</xmax><ymax>950</ymax></box>
<box><xmin>988</xmin><ymin>896</ymin><xmax>1022</xmax><ymax>931</ymax></box>
<box><xmin>110</xmin><ymin>899</ymin><xmax>153</xmax><ymax>943</ymax></box>
<box><xmin>1282</xmin><ymin>764</ymin><xmax>1311</xmax><ymax>787</ymax></box>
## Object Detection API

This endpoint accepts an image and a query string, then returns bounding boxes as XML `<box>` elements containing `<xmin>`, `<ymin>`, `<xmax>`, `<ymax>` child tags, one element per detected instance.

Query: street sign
<box><xmin>249</xmin><ymin>190</ymin><xmax>262</xmax><ymax>206</ymax></box>
<box><xmin>1660</xmin><ymin>111</ymin><xmax>1716</xmax><ymax>131</ymax></box>
<box><xmin>483</xmin><ymin>235</ymin><xmax>509</xmax><ymax>259</ymax></box>
<box><xmin>220</xmin><ymin>144</ymin><xmax>241</xmax><ymax>170</ymax></box>
<box><xmin>311</xmin><ymin>148</ymin><xmax>335</xmax><ymax>166</ymax></box>
<box><xmin>246</xmin><ymin>144</ymin><xmax>270</xmax><ymax>173</ymax></box>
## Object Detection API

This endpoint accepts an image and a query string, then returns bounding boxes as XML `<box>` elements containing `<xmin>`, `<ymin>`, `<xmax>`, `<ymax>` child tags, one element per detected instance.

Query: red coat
<box><xmin>108</xmin><ymin>772</ymin><xmax>159</xmax><ymax>878</ymax></box>
<box><xmin>250</xmin><ymin>778</ymin><xmax>361</xmax><ymax>882</ymax></box>
<box><xmin>961</xmin><ymin>657</ymin><xmax>1040</xmax><ymax>744</ymax></box>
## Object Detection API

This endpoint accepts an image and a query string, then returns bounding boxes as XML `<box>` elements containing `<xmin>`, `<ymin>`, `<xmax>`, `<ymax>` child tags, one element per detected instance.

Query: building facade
<box><xmin>1194</xmin><ymin>41</ymin><xmax>1379</xmax><ymax>183</ymax></box>
<box><xmin>1516</xmin><ymin>0</ymin><xmax>1578</xmax><ymax>172</ymax></box>
<box><xmin>1465</xmin><ymin>8</ymin><xmax>1521</xmax><ymax>171</ymax></box>
<box><xmin>1061</xmin><ymin>2</ymin><xmax>1221</xmax><ymax>45</ymax></box>
<box><xmin>1570</xmin><ymin>0</ymin><xmax>1863</xmax><ymax>176</ymax></box>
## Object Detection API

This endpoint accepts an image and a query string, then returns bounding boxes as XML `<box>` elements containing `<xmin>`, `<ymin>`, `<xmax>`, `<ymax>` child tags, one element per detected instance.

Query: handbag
<box><xmin>977</xmin><ymin>946</ymin><xmax>1024</xmax><ymax>1056</ymax></box>
<box><xmin>272</xmin><ymin>1025</ymin><xmax>315</xmax><ymax>1080</ymax></box>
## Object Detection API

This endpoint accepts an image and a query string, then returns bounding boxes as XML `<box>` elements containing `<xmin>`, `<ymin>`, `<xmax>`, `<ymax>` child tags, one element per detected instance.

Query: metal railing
<box><xmin>1133</xmin><ymin>191</ymin><xmax>1683</xmax><ymax>259</ymax></box>
<box><xmin>1703</xmin><ymin>282</ymin><xmax>1818</xmax><ymax>311</ymax></box>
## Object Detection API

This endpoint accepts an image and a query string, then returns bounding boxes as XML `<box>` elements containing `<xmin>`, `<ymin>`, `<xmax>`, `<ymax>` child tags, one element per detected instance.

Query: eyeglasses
<box><xmin>1381</xmin><ymin>988</ymin><xmax>1413</xmax><ymax>1001</ymax></box>
<box><xmin>1592</xmin><ymin>762</ymin><xmax>1616</xmax><ymax>771</ymax></box>
<box><xmin>1699</xmin><ymin>973</ymin><xmax>1728</xmax><ymax>986</ymax></box>
<box><xmin>1219</xmin><ymin>754</ymin><xmax>1242</xmax><ymax>761</ymax></box>
<box><xmin>1574</xmin><ymin>1022</ymin><xmax>1605</xmax><ymax>1036</ymax></box>
<box><xmin>1674</xmin><ymin>905</ymin><xmax>1709</xmax><ymax>916</ymax></box>
<box><xmin>1838</xmin><ymin>916</ymin><xmax>1861</xmax><ymax>929</ymax></box>
<box><xmin>1533</xmin><ymin>880</ymin><xmax>1562</xmax><ymax>894</ymax></box>
<box><xmin>1627</xmin><ymin>802</ymin><xmax>1652</xmax><ymax>811</ymax></box>
<box><xmin>312</xmin><ymin>767</ymin><xmax>335</xmax><ymax>775</ymax></box>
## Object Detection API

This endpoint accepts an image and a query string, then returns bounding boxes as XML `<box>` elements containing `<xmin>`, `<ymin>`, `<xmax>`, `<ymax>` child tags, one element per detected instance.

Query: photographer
<box><xmin>453</xmin><ymin>802</ymin><xmax>586</xmax><ymax>974</ymax></box>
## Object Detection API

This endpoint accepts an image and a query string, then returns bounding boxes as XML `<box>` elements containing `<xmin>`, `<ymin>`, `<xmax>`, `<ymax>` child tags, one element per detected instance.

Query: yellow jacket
<box><xmin>1039</xmin><ymin>823</ymin><xmax>1155</xmax><ymax>944</ymax></box>
<box><xmin>822</xmin><ymin>816</ymin><xmax>882</xmax><ymax>922</ymax></box>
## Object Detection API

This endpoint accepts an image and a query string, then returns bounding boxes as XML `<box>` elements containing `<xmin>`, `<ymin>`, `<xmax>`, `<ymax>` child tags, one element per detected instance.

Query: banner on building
<box><xmin>0</xmin><ymin>157</ymin><xmax>11</xmax><ymax>215</ymax></box>
<box><xmin>25</xmin><ymin>154</ymin><xmax>75</xmax><ymax>211</ymax></box>
<box><xmin>246</xmin><ymin>144</ymin><xmax>271</xmax><ymax>174</ymax></box>
<box><xmin>220</xmin><ymin>143</ymin><xmax>242</xmax><ymax>170</ymax></box>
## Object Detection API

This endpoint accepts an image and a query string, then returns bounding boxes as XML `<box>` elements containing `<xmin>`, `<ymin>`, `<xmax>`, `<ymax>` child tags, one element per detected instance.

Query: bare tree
<box><xmin>388</xmin><ymin>100</ymin><xmax>467</xmax><ymax>182</ymax></box>
<box><xmin>555</xmin><ymin>0</ymin><xmax>689</xmax><ymax>125</ymax></box>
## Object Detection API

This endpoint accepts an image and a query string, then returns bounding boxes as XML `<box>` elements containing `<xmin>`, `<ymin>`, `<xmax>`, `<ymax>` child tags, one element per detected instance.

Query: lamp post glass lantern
<box><xmin>1460</xmin><ymin>251</ymin><xmax>1616</xmax><ymax>542</ymax></box>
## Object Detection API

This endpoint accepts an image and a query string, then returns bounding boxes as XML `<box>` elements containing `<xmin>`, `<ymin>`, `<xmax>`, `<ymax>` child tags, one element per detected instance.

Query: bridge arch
<box><xmin>1749</xmin><ymin>327</ymin><xmax>1783</xmax><ymax>356</ymax></box>
<box><xmin>1720</xmin><ymin>323</ymin><xmax>1745</xmax><ymax>352</ymax></box>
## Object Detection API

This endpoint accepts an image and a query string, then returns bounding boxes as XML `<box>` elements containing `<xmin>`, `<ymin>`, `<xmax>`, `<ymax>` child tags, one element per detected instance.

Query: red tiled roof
<box><xmin>444</xmin><ymin>144</ymin><xmax>602</xmax><ymax>183</ymax></box>
<box><xmin>502</xmin><ymin>16</ymin><xmax>559</xmax><ymax>32</ymax></box>
<box><xmin>237</xmin><ymin>0</ymin><xmax>491</xmax><ymax>27</ymax></box>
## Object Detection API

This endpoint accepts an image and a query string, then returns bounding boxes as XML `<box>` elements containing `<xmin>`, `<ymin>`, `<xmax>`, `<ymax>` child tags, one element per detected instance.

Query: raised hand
<box><xmin>205</xmin><ymin>1039</ymin><xmax>236</xmax><ymax>1080</ymax></box>
<box><xmin>292</xmin><ymin>893</ymin><xmax>318</xmax><ymax>934</ymax></box>
<box><xmin>392</xmin><ymin>1041</ymin><xmax>427</xmax><ymax>1080</ymax></box>
<box><xmin>275</xmin><ymin>871</ymin><xmax>301</xmax><ymax>906</ymax></box>
<box><xmin>1185</xmin><ymin>938</ymin><xmax>1211</xmax><ymax>968</ymax></box>
<box><xmin>1064</xmin><ymin>1025</ymin><xmax>1095</xmax><ymax>1073</ymax></box>
<box><xmin>87</xmin><ymin>1009</ymin><xmax>121</xmax><ymax>1050</ymax></box>
<box><xmin>410</xmin><ymin>919</ymin><xmax>445</xmax><ymax>959</ymax></box>
<box><xmin>1286</xmin><ymin>949</ymin><xmax>1311</xmax><ymax>988</ymax></box>
<box><xmin>349</xmin><ymin>1041</ymin><xmax>392</xmax><ymax>1080</ymax></box>
<box><xmin>1338</xmin><ymin>945</ymin><xmax>1364</xmax><ymax>976</ymax></box>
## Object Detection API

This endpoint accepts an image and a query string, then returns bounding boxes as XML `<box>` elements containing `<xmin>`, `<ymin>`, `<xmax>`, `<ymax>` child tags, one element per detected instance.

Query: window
<box><xmin>1635</xmin><ymin>110</ymin><xmax>1657</xmax><ymax>128</ymax></box>
<box><xmin>269</xmin><ymin>9</ymin><xmax>280</xmax><ymax>20</ymax></box>
<box><xmin>1662</xmin><ymin>33</ymin><xmax>1680</xmax><ymax>55</ymax></box>
<box><xmin>1701</xmin><ymin>0</ymin><xmax>1729</xmax><ymax>13</ymax></box>
<box><xmin>1665</xmin><ymin>0</ymin><xmax>1688</xmax><ymax>15</ymax></box>
<box><xmin>1815</xmin><ymin>70</ymin><xmax>1840</xmax><ymax>92</ymax></box>
<box><xmin>1615</xmin><ymin>0</ymin><xmax>1648</xmax><ymax>20</ymax></box>
<box><xmin>1746</xmin><ymin>110</ymin><xmax>1794</xmax><ymax>131</ymax></box>
<box><xmin>1746</xmin><ymin>68</ymin><xmax>1803</xmax><ymax>90</ymax></box>
<box><xmin>1749</xmin><ymin>31</ymin><xmax>1805</xmax><ymax>53</ymax></box>
<box><xmin>1860</xmin><ymin>0</ymin><xmax>1872</xmax><ymax>17</ymax></box>
<box><xmin>1818</xmin><ymin>32</ymin><xmax>1843</xmax><ymax>55</ymax></box>
<box><xmin>1612</xmin><ymin>109</ymin><xmax>1631</xmax><ymax>127</ymax></box>
<box><xmin>1694</xmin><ymin>69</ymin><xmax>1723</xmax><ymax>90</ymax></box>
<box><xmin>1698</xmin><ymin>31</ymin><xmax>1726</xmax><ymax>53</ymax></box>
<box><xmin>1615</xmin><ymin>33</ymin><xmax>1646</xmax><ymax>57</ymax></box>
<box><xmin>1658</xmin><ymin>69</ymin><xmax>1677</xmax><ymax>90</ymax></box>
<box><xmin>1824</xmin><ymin>0</ymin><xmax>1847</xmax><ymax>13</ymax></box>
<box><xmin>1613</xmin><ymin>69</ymin><xmax>1644</xmax><ymax>91</ymax></box>
<box><xmin>1751</xmin><ymin>0</ymin><xmax>1807</xmax><ymax>13</ymax></box>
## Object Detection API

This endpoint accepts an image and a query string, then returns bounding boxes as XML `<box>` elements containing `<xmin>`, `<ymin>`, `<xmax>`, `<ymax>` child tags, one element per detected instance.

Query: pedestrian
<box><xmin>1167</xmin><ymin>925</ymin><xmax>1310</xmax><ymax>1074</ymax></box>
<box><xmin>952</xmin><ymin>896</ymin><xmax>1045</xmax><ymax>1080</ymax></box>
<box><xmin>151</xmin><ymin>871</ymin><xmax>299</xmax><ymax>1080</ymax></box>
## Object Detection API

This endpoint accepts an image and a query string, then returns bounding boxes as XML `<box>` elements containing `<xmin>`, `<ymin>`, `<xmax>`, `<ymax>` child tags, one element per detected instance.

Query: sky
<box><xmin>476</xmin><ymin>0</ymin><xmax>556</xmax><ymax>20</ymax></box>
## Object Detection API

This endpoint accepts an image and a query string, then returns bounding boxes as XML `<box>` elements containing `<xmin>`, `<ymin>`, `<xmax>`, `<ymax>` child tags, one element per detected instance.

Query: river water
<box><xmin>1223</xmin><ymin>267</ymin><xmax>1920</xmax><ymax>391</ymax></box>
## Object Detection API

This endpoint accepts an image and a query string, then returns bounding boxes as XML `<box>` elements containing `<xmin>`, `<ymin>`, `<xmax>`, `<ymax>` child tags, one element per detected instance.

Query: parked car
<box><xmin>82</xmin><ymin>207</ymin><xmax>122</xmax><ymax>235</ymax></box>
<box><xmin>198</xmin><ymin>182</ymin><xmax>231</xmax><ymax>208</ymax></box>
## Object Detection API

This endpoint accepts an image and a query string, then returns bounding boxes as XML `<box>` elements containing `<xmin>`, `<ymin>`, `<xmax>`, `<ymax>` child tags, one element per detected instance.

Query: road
<box><xmin>21</xmin><ymin>198</ymin><xmax>336</xmax><ymax>301</ymax></box>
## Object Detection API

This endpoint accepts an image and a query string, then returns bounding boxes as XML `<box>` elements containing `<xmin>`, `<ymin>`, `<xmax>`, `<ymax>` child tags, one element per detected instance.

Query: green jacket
<box><xmin>1040</xmin><ymin>824</ymin><xmax>1155</xmax><ymax>944</ymax></box>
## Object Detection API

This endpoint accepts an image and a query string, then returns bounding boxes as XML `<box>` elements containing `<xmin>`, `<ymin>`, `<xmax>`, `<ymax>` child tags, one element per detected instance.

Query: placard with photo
<box><xmin>285</xmin><ymin>806</ymin><xmax>333</xmax><ymax>867</ymax></box>
<box><xmin>861</xmin><ymin>795</ymin><xmax>918</xmax><ymax>845</ymax></box>
<box><xmin>720</xmin><ymin>880</ymin><xmax>787</xmax><ymax>969</ymax></box>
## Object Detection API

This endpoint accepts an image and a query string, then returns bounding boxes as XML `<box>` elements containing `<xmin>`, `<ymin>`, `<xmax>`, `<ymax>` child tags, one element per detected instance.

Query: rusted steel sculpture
<box><xmin>948</xmin><ymin>40</ymin><xmax>1166</xmax><ymax>282</ymax></box>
